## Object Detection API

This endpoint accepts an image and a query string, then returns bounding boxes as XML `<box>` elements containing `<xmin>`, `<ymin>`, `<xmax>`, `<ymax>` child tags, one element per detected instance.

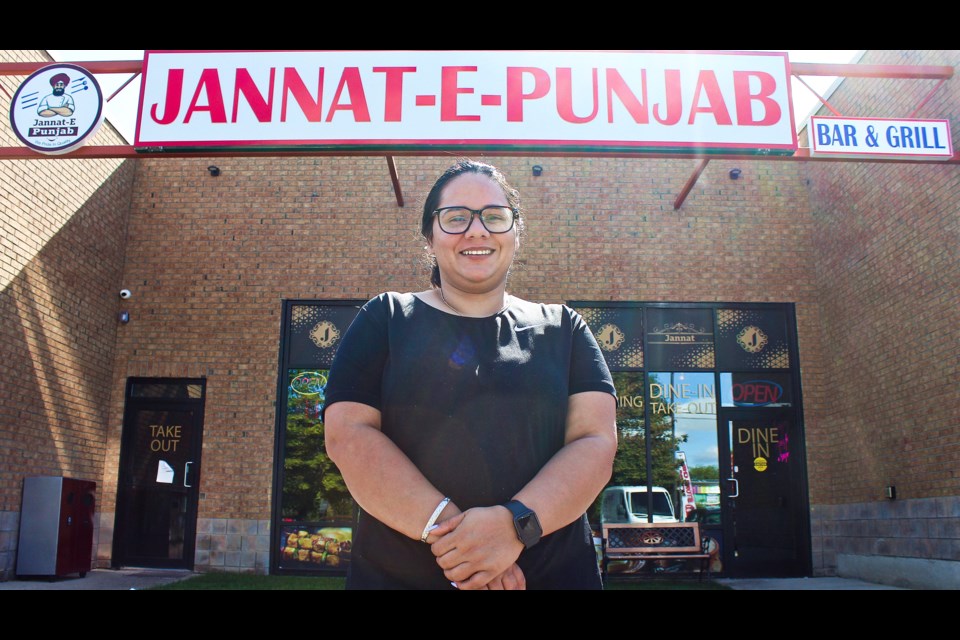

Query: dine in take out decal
<box><xmin>135</xmin><ymin>50</ymin><xmax>798</xmax><ymax>153</ymax></box>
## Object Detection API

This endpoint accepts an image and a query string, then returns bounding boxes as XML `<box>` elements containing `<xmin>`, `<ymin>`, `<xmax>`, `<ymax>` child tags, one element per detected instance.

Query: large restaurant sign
<box><xmin>134</xmin><ymin>50</ymin><xmax>798</xmax><ymax>154</ymax></box>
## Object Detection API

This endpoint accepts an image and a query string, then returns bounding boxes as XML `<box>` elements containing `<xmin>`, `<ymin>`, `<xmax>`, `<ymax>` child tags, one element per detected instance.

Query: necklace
<box><xmin>438</xmin><ymin>288</ymin><xmax>510</xmax><ymax>317</ymax></box>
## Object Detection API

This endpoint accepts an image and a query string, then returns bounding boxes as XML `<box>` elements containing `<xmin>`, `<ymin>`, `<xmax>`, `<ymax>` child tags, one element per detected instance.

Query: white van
<box><xmin>600</xmin><ymin>485</ymin><xmax>679</xmax><ymax>524</ymax></box>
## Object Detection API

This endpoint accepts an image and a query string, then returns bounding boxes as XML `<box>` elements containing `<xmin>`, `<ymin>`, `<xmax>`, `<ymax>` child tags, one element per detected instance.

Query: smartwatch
<box><xmin>503</xmin><ymin>500</ymin><xmax>542</xmax><ymax>549</ymax></box>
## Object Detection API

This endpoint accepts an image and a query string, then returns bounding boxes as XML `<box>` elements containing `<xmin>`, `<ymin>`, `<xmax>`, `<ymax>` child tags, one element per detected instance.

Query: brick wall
<box><xmin>0</xmin><ymin>50</ymin><xmax>135</xmax><ymax>579</ymax></box>
<box><xmin>802</xmin><ymin>50</ymin><xmax>959</xmax><ymax>581</ymax></box>
<box><xmin>804</xmin><ymin>50</ymin><xmax>959</xmax><ymax>504</ymax></box>
<box><xmin>112</xmin><ymin>152</ymin><xmax>823</xmax><ymax>572</ymax></box>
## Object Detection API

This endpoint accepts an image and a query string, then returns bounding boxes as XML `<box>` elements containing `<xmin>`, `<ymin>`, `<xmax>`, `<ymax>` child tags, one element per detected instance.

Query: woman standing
<box><xmin>323</xmin><ymin>159</ymin><xmax>617</xmax><ymax>589</ymax></box>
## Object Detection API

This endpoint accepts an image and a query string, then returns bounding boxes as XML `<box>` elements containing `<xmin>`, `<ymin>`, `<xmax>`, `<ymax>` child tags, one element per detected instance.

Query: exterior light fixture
<box><xmin>729</xmin><ymin>168</ymin><xmax>742</xmax><ymax>180</ymax></box>
<box><xmin>207</xmin><ymin>165</ymin><xmax>221</xmax><ymax>177</ymax></box>
<box><xmin>532</xmin><ymin>165</ymin><xmax>543</xmax><ymax>177</ymax></box>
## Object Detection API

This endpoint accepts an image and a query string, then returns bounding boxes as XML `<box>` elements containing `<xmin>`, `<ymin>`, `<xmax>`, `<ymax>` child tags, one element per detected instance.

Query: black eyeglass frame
<box><xmin>432</xmin><ymin>206</ymin><xmax>518</xmax><ymax>235</ymax></box>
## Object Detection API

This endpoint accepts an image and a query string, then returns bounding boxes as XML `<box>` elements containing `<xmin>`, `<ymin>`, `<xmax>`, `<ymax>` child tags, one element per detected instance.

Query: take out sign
<box><xmin>135</xmin><ymin>50</ymin><xmax>797</xmax><ymax>154</ymax></box>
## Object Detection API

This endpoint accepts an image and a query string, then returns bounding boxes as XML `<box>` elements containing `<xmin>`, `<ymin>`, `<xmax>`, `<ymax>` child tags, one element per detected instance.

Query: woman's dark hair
<box><xmin>421</xmin><ymin>159</ymin><xmax>523</xmax><ymax>288</ymax></box>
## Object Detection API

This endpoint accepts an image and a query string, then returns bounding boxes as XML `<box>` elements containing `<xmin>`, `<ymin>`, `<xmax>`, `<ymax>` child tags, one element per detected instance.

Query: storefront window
<box><xmin>609</xmin><ymin>371</ymin><xmax>648</xmax><ymax>486</ymax></box>
<box><xmin>605</xmin><ymin>371</ymin><xmax>715</xmax><ymax>520</ymax></box>
<box><xmin>650</xmin><ymin>372</ymin><xmax>720</xmax><ymax>524</ymax></box>
<box><xmin>129</xmin><ymin>381</ymin><xmax>203</xmax><ymax>399</ymax></box>
<box><xmin>274</xmin><ymin>302</ymin><xmax>362</xmax><ymax>574</ymax></box>
<box><xmin>281</xmin><ymin>369</ymin><xmax>351</xmax><ymax>521</ymax></box>
<box><xmin>276</xmin><ymin>368</ymin><xmax>354</xmax><ymax>572</ymax></box>
<box><xmin>277</xmin><ymin>301</ymin><xmax>807</xmax><ymax>577</ymax></box>
<box><xmin>720</xmin><ymin>372</ymin><xmax>793</xmax><ymax>408</ymax></box>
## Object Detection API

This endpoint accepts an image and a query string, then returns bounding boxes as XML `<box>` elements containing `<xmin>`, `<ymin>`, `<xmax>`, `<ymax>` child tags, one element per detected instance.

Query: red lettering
<box><xmin>688</xmin><ymin>71</ymin><xmax>732</xmax><ymax>125</ymax></box>
<box><xmin>556</xmin><ymin>68</ymin><xmax>598</xmax><ymax>124</ymax></box>
<box><xmin>506</xmin><ymin>67</ymin><xmax>550</xmax><ymax>122</ymax></box>
<box><xmin>439</xmin><ymin>66</ymin><xmax>479</xmax><ymax>122</ymax></box>
<box><xmin>281</xmin><ymin>67</ymin><xmax>323</xmax><ymax>123</ymax></box>
<box><xmin>184</xmin><ymin>69</ymin><xmax>227</xmax><ymax>124</ymax></box>
<box><xmin>733</xmin><ymin>71</ymin><xmax>781</xmax><ymax>126</ymax></box>
<box><xmin>232</xmin><ymin>68</ymin><xmax>275</xmax><ymax>123</ymax></box>
<box><xmin>733</xmin><ymin>382</ymin><xmax>781</xmax><ymax>404</ymax></box>
<box><xmin>606</xmin><ymin>68</ymin><xmax>648</xmax><ymax>124</ymax></box>
<box><xmin>374</xmin><ymin>67</ymin><xmax>416</xmax><ymax>122</ymax></box>
<box><xmin>325</xmin><ymin>68</ymin><xmax>371</xmax><ymax>123</ymax></box>
<box><xmin>150</xmin><ymin>68</ymin><xmax>183</xmax><ymax>125</ymax></box>
<box><xmin>653</xmin><ymin>69</ymin><xmax>682</xmax><ymax>125</ymax></box>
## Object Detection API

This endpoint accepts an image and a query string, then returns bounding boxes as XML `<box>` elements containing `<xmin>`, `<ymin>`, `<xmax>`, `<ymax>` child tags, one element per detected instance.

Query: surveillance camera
<box><xmin>120</xmin><ymin>289</ymin><xmax>132</xmax><ymax>299</ymax></box>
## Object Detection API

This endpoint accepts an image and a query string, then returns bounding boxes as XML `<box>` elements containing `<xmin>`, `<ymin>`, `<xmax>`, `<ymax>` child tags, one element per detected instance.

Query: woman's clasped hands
<box><xmin>425</xmin><ymin>505</ymin><xmax>527</xmax><ymax>590</ymax></box>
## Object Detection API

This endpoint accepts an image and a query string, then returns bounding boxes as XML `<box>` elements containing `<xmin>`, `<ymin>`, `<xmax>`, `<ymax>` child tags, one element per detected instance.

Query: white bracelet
<box><xmin>420</xmin><ymin>497</ymin><xmax>451</xmax><ymax>542</ymax></box>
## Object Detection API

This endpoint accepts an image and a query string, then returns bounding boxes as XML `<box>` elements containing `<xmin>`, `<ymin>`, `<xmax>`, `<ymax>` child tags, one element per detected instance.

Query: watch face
<box><xmin>516</xmin><ymin>511</ymin><xmax>542</xmax><ymax>547</ymax></box>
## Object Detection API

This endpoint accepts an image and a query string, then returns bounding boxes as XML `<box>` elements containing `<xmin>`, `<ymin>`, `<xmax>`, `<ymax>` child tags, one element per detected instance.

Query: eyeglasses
<box><xmin>433</xmin><ymin>206</ymin><xmax>516</xmax><ymax>234</ymax></box>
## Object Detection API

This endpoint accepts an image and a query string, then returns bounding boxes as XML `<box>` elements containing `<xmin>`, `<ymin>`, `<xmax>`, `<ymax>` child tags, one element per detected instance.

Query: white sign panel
<box><xmin>135</xmin><ymin>50</ymin><xmax>797</xmax><ymax>154</ymax></box>
<box><xmin>810</xmin><ymin>116</ymin><xmax>953</xmax><ymax>160</ymax></box>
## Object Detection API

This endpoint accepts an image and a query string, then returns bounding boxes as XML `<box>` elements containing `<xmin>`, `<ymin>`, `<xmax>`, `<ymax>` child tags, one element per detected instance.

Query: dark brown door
<box><xmin>114</xmin><ymin>379</ymin><xmax>205</xmax><ymax>569</ymax></box>
<box><xmin>720</xmin><ymin>409</ymin><xmax>807</xmax><ymax>576</ymax></box>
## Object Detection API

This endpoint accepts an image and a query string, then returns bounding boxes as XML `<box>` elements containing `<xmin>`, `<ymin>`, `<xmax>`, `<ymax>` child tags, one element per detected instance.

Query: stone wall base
<box><xmin>811</xmin><ymin>496</ymin><xmax>960</xmax><ymax>586</ymax></box>
<box><xmin>194</xmin><ymin>518</ymin><xmax>270</xmax><ymax>574</ymax></box>
<box><xmin>837</xmin><ymin>554</ymin><xmax>960</xmax><ymax>590</ymax></box>
<box><xmin>89</xmin><ymin>514</ymin><xmax>272</xmax><ymax>574</ymax></box>
<box><xmin>0</xmin><ymin>510</ymin><xmax>19</xmax><ymax>582</ymax></box>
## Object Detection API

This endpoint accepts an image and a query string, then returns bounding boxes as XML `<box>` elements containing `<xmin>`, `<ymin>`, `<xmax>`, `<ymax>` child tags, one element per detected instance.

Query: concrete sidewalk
<box><xmin>0</xmin><ymin>568</ymin><xmax>907</xmax><ymax>590</ymax></box>
<box><xmin>0</xmin><ymin>568</ymin><xmax>194</xmax><ymax>590</ymax></box>
<box><xmin>715</xmin><ymin>576</ymin><xmax>905</xmax><ymax>590</ymax></box>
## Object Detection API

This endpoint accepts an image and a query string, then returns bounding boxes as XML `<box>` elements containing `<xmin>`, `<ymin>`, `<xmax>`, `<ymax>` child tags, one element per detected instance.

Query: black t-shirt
<box><xmin>323</xmin><ymin>292</ymin><xmax>615</xmax><ymax>589</ymax></box>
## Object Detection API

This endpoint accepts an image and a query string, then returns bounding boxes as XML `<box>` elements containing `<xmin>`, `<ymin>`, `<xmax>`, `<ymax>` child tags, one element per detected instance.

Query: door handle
<box><xmin>184</xmin><ymin>462</ymin><xmax>193</xmax><ymax>487</ymax></box>
<box><xmin>727</xmin><ymin>478</ymin><xmax>739</xmax><ymax>498</ymax></box>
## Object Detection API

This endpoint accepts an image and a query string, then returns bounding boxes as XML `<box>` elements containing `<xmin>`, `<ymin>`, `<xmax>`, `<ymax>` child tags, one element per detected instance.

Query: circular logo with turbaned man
<box><xmin>9</xmin><ymin>64</ymin><xmax>104</xmax><ymax>155</ymax></box>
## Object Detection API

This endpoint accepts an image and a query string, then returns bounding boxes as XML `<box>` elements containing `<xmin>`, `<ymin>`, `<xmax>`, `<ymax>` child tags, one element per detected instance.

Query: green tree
<box><xmin>688</xmin><ymin>465</ymin><xmax>719</xmax><ymax>481</ymax></box>
<box><xmin>282</xmin><ymin>370</ymin><xmax>352</xmax><ymax>520</ymax></box>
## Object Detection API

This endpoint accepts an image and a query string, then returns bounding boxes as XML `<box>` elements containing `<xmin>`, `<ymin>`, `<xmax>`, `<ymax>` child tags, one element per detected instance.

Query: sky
<box><xmin>48</xmin><ymin>49</ymin><xmax>861</xmax><ymax>145</ymax></box>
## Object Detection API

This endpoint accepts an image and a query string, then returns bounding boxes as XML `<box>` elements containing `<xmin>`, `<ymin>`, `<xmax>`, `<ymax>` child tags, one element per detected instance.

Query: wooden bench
<box><xmin>602</xmin><ymin>522</ymin><xmax>711</xmax><ymax>579</ymax></box>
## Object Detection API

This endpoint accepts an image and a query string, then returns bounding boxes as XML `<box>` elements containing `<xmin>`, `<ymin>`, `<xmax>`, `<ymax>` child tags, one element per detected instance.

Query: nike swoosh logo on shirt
<box><xmin>516</xmin><ymin>324</ymin><xmax>545</xmax><ymax>331</ymax></box>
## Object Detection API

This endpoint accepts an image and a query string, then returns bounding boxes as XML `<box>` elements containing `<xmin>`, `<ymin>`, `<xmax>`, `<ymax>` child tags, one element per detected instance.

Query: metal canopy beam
<box><xmin>675</xmin><ymin>159</ymin><xmax>710</xmax><ymax>210</ymax></box>
<box><xmin>789</xmin><ymin>62</ymin><xmax>954</xmax><ymax>80</ymax></box>
<box><xmin>0</xmin><ymin>60</ymin><xmax>143</xmax><ymax>75</ymax></box>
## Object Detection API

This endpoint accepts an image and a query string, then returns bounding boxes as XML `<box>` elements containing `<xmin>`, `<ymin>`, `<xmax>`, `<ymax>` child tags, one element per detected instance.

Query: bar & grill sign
<box><xmin>810</xmin><ymin>116</ymin><xmax>953</xmax><ymax>160</ymax></box>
